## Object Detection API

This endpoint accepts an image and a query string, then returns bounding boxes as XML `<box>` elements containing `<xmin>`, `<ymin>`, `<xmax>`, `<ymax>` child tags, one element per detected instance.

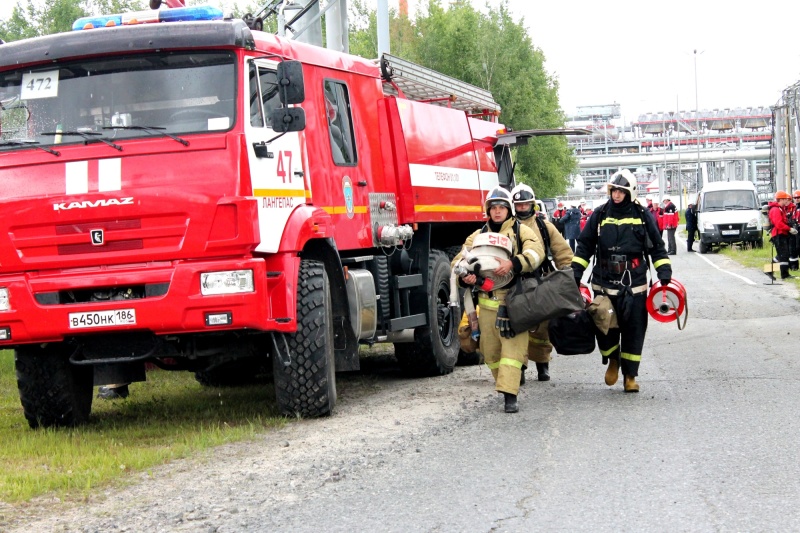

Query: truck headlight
<box><xmin>702</xmin><ymin>220</ymin><xmax>715</xmax><ymax>230</ymax></box>
<box><xmin>0</xmin><ymin>288</ymin><xmax>8</xmax><ymax>311</ymax></box>
<box><xmin>746</xmin><ymin>218</ymin><xmax>758</xmax><ymax>228</ymax></box>
<box><xmin>200</xmin><ymin>270</ymin><xmax>254</xmax><ymax>295</ymax></box>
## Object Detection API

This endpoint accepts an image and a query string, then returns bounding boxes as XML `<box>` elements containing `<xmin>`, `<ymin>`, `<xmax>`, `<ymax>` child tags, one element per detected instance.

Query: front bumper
<box><xmin>0</xmin><ymin>256</ymin><xmax>297</xmax><ymax>346</ymax></box>
<box><xmin>700</xmin><ymin>226</ymin><xmax>761</xmax><ymax>244</ymax></box>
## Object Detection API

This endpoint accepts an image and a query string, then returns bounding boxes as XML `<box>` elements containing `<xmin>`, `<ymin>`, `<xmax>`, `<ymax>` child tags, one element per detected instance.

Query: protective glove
<box><xmin>658</xmin><ymin>271</ymin><xmax>671</xmax><ymax>287</ymax></box>
<box><xmin>791</xmin><ymin>227</ymin><xmax>798</xmax><ymax>235</ymax></box>
<box><xmin>573</xmin><ymin>269</ymin><xmax>584</xmax><ymax>287</ymax></box>
<box><xmin>495</xmin><ymin>304</ymin><xmax>515</xmax><ymax>338</ymax></box>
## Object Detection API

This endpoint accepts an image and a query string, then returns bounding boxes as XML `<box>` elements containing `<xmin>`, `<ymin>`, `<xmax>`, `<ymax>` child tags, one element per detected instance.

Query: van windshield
<box><xmin>701</xmin><ymin>190</ymin><xmax>757</xmax><ymax>211</ymax></box>
<box><xmin>0</xmin><ymin>51</ymin><xmax>236</xmax><ymax>151</ymax></box>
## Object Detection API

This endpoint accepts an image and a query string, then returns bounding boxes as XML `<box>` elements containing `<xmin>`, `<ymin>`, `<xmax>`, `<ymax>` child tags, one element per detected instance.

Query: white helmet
<box><xmin>510</xmin><ymin>183</ymin><xmax>535</xmax><ymax>220</ymax></box>
<box><xmin>484</xmin><ymin>187</ymin><xmax>514</xmax><ymax>219</ymax></box>
<box><xmin>607</xmin><ymin>169</ymin><xmax>637</xmax><ymax>201</ymax></box>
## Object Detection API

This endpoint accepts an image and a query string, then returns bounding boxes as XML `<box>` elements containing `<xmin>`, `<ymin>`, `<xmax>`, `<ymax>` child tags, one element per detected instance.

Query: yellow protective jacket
<box><xmin>451</xmin><ymin>217</ymin><xmax>544</xmax><ymax>303</ymax></box>
<box><xmin>518</xmin><ymin>216</ymin><xmax>573</xmax><ymax>269</ymax></box>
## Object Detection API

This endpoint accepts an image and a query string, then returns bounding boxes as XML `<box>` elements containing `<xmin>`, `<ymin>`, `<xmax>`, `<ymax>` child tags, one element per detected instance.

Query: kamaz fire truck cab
<box><xmin>0</xmin><ymin>5</ymin><xmax>550</xmax><ymax>428</ymax></box>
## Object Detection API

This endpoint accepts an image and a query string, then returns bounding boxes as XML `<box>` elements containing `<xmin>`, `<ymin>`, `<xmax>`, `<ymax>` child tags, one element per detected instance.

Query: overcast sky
<box><xmin>4</xmin><ymin>0</ymin><xmax>798</xmax><ymax>125</ymax></box>
<box><xmin>504</xmin><ymin>0</ymin><xmax>800</xmax><ymax>124</ymax></box>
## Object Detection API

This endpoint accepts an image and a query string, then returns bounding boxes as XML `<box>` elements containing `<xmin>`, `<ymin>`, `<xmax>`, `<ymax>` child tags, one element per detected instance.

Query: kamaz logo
<box><xmin>53</xmin><ymin>197</ymin><xmax>134</xmax><ymax>211</ymax></box>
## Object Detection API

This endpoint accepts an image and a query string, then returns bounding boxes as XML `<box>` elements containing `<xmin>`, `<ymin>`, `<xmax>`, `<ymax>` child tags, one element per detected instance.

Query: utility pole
<box><xmin>694</xmin><ymin>50</ymin><xmax>702</xmax><ymax>192</ymax></box>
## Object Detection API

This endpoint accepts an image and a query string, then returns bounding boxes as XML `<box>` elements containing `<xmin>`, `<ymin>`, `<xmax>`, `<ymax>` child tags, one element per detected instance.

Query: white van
<box><xmin>696</xmin><ymin>181</ymin><xmax>763</xmax><ymax>253</ymax></box>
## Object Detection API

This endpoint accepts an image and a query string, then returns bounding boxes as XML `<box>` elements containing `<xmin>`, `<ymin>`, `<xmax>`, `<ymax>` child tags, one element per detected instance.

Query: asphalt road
<box><xmin>10</xmin><ymin>238</ymin><xmax>800</xmax><ymax>533</ymax></box>
<box><xmin>261</xmin><ymin>241</ymin><xmax>800</xmax><ymax>532</ymax></box>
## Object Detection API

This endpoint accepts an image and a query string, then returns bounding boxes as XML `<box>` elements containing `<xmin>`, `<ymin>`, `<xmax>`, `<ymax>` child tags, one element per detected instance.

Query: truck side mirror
<box><xmin>269</xmin><ymin>107</ymin><xmax>306</xmax><ymax>132</ymax></box>
<box><xmin>276</xmin><ymin>61</ymin><xmax>305</xmax><ymax>105</ymax></box>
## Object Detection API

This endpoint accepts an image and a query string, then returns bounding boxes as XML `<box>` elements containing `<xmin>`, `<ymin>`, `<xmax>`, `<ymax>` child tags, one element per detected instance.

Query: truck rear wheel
<box><xmin>394</xmin><ymin>250</ymin><xmax>459</xmax><ymax>376</ymax></box>
<box><xmin>15</xmin><ymin>343</ymin><xmax>93</xmax><ymax>429</ymax></box>
<box><xmin>272</xmin><ymin>259</ymin><xmax>336</xmax><ymax>417</ymax></box>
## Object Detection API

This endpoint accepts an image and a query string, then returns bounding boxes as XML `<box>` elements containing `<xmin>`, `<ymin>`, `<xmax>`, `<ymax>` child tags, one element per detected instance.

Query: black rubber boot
<box><xmin>520</xmin><ymin>365</ymin><xmax>526</xmax><ymax>386</ymax></box>
<box><xmin>535</xmin><ymin>362</ymin><xmax>550</xmax><ymax>381</ymax></box>
<box><xmin>97</xmin><ymin>384</ymin><xmax>129</xmax><ymax>400</ymax></box>
<box><xmin>503</xmin><ymin>392</ymin><xmax>518</xmax><ymax>413</ymax></box>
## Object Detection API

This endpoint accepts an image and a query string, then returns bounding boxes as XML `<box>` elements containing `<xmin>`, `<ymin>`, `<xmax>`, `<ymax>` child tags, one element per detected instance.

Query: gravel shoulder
<box><xmin>2</xmin><ymin>353</ymin><xmax>497</xmax><ymax>532</ymax></box>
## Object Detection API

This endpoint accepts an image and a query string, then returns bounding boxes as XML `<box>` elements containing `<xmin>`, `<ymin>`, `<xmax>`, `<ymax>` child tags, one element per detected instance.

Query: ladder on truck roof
<box><xmin>379</xmin><ymin>53</ymin><xmax>501</xmax><ymax>119</ymax></box>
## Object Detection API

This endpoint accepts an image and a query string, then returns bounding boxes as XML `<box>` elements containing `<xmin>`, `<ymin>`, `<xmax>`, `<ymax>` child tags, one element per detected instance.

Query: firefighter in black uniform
<box><xmin>571</xmin><ymin>170</ymin><xmax>672</xmax><ymax>392</ymax></box>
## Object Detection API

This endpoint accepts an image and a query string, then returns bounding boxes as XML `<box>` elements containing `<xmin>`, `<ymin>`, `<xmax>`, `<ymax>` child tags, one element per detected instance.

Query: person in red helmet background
<box><xmin>662</xmin><ymin>195</ymin><xmax>679</xmax><ymax>255</ymax></box>
<box><xmin>768</xmin><ymin>190</ymin><xmax>797</xmax><ymax>280</ymax></box>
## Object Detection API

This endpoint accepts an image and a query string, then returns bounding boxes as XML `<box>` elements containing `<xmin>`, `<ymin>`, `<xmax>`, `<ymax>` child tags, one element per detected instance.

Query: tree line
<box><xmin>1</xmin><ymin>0</ymin><xmax>575</xmax><ymax>196</ymax></box>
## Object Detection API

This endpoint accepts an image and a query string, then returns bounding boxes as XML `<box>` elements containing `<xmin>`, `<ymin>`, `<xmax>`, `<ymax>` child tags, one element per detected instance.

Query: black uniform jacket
<box><xmin>571</xmin><ymin>199</ymin><xmax>672</xmax><ymax>289</ymax></box>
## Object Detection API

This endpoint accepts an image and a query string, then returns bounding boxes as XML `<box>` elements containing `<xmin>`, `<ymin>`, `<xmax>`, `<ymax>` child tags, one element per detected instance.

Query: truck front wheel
<box><xmin>272</xmin><ymin>259</ymin><xmax>336</xmax><ymax>418</ymax></box>
<box><xmin>15</xmin><ymin>343</ymin><xmax>93</xmax><ymax>429</ymax></box>
<box><xmin>395</xmin><ymin>250</ymin><xmax>459</xmax><ymax>376</ymax></box>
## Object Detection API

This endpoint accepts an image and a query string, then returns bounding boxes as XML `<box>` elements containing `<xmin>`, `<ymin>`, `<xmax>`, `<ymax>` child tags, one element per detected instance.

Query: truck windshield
<box><xmin>702</xmin><ymin>190</ymin><xmax>757</xmax><ymax>211</ymax></box>
<box><xmin>0</xmin><ymin>51</ymin><xmax>235</xmax><ymax>151</ymax></box>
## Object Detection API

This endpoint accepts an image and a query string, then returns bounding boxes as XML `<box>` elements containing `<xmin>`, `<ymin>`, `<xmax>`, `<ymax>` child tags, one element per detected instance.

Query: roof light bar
<box><xmin>73</xmin><ymin>5</ymin><xmax>223</xmax><ymax>31</ymax></box>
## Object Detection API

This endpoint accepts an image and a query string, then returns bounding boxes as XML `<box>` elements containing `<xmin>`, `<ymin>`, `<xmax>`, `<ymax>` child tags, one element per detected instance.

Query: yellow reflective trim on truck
<box><xmin>253</xmin><ymin>189</ymin><xmax>310</xmax><ymax>197</ymax></box>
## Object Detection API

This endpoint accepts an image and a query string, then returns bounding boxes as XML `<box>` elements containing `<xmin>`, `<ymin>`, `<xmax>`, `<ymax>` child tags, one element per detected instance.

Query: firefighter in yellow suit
<box><xmin>510</xmin><ymin>184</ymin><xmax>574</xmax><ymax>383</ymax></box>
<box><xmin>451</xmin><ymin>187</ymin><xmax>544</xmax><ymax>413</ymax></box>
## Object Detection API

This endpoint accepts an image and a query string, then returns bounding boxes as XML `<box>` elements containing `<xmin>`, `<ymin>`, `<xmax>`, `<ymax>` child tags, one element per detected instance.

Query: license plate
<box><xmin>69</xmin><ymin>309</ymin><xmax>136</xmax><ymax>329</ymax></box>
<box><xmin>721</xmin><ymin>229</ymin><xmax>739</xmax><ymax>236</ymax></box>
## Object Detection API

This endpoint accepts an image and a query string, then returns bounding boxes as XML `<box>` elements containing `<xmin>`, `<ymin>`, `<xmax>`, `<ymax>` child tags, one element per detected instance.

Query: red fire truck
<box><xmin>0</xmin><ymin>6</ymin><xmax>529</xmax><ymax>428</ymax></box>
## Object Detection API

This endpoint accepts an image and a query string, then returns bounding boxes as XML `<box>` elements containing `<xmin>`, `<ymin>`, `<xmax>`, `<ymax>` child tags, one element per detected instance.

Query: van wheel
<box><xmin>754</xmin><ymin>237</ymin><xmax>764</xmax><ymax>249</ymax></box>
<box><xmin>272</xmin><ymin>259</ymin><xmax>336</xmax><ymax>418</ymax></box>
<box><xmin>699</xmin><ymin>241</ymin><xmax>709</xmax><ymax>254</ymax></box>
<box><xmin>15</xmin><ymin>343</ymin><xmax>93</xmax><ymax>428</ymax></box>
<box><xmin>394</xmin><ymin>250</ymin><xmax>459</xmax><ymax>376</ymax></box>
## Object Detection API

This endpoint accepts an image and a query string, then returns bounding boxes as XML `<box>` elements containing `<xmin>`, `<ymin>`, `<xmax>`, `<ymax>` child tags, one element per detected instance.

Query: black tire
<box><xmin>444</xmin><ymin>245</ymin><xmax>462</xmax><ymax>262</ymax></box>
<box><xmin>15</xmin><ymin>343</ymin><xmax>93</xmax><ymax>429</ymax></box>
<box><xmin>754</xmin><ymin>237</ymin><xmax>764</xmax><ymax>249</ymax></box>
<box><xmin>272</xmin><ymin>259</ymin><xmax>336</xmax><ymax>417</ymax></box>
<box><xmin>394</xmin><ymin>250</ymin><xmax>459</xmax><ymax>376</ymax></box>
<box><xmin>699</xmin><ymin>240</ymin><xmax>709</xmax><ymax>254</ymax></box>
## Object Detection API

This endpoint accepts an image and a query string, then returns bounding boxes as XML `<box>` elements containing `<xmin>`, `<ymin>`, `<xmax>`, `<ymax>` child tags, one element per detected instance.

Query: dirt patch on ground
<box><xmin>2</xmin><ymin>350</ymin><xmax>498</xmax><ymax>532</ymax></box>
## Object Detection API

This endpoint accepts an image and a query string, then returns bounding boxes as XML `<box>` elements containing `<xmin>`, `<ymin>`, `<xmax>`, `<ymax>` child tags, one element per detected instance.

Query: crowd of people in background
<box><xmin>766</xmin><ymin>190</ymin><xmax>800</xmax><ymax>280</ymax></box>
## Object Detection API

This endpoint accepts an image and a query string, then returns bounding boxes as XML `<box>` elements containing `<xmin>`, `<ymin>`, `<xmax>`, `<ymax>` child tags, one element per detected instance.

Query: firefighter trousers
<box><xmin>525</xmin><ymin>321</ymin><xmax>553</xmax><ymax>365</ymax></box>
<box><xmin>596</xmin><ymin>293</ymin><xmax>648</xmax><ymax>377</ymax></box>
<box><xmin>774</xmin><ymin>234</ymin><xmax>791</xmax><ymax>278</ymax></box>
<box><xmin>478</xmin><ymin>302</ymin><xmax>527</xmax><ymax>396</ymax></box>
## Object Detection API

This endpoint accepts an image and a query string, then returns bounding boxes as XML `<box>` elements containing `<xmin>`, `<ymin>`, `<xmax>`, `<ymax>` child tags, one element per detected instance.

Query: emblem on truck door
<box><xmin>90</xmin><ymin>229</ymin><xmax>104</xmax><ymax>246</ymax></box>
<box><xmin>342</xmin><ymin>176</ymin><xmax>355</xmax><ymax>219</ymax></box>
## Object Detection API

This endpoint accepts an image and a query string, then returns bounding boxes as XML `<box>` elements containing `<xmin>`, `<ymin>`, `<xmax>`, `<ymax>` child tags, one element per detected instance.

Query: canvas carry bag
<box><xmin>548</xmin><ymin>310</ymin><xmax>597</xmax><ymax>355</ymax></box>
<box><xmin>505</xmin><ymin>267</ymin><xmax>585</xmax><ymax>332</ymax></box>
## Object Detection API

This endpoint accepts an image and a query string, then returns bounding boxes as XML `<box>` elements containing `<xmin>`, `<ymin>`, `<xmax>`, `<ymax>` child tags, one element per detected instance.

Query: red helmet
<box><xmin>776</xmin><ymin>190</ymin><xmax>792</xmax><ymax>200</ymax></box>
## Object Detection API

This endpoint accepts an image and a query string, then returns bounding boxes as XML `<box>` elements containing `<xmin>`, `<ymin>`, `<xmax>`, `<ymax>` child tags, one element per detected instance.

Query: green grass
<box><xmin>0</xmin><ymin>351</ymin><xmax>285</xmax><ymax>503</ymax></box>
<box><xmin>713</xmin><ymin>231</ymin><xmax>800</xmax><ymax>285</ymax></box>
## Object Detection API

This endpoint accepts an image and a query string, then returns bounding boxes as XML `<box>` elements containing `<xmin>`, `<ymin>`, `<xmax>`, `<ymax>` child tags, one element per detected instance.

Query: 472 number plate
<box><xmin>69</xmin><ymin>309</ymin><xmax>136</xmax><ymax>329</ymax></box>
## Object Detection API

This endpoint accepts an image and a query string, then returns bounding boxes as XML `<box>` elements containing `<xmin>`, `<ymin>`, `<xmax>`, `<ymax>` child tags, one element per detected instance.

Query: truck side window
<box><xmin>258</xmin><ymin>68</ymin><xmax>280</xmax><ymax>129</ymax></box>
<box><xmin>323</xmin><ymin>80</ymin><xmax>357</xmax><ymax>165</ymax></box>
<box><xmin>249</xmin><ymin>62</ymin><xmax>264</xmax><ymax>127</ymax></box>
